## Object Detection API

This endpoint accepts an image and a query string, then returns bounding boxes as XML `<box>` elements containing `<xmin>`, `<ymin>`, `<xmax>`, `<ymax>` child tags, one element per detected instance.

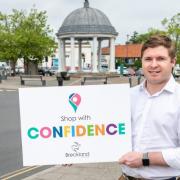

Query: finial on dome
<box><xmin>84</xmin><ymin>0</ymin><xmax>89</xmax><ymax>8</ymax></box>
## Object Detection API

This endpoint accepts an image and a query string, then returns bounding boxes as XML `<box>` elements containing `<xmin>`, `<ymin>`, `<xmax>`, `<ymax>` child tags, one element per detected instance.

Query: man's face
<box><xmin>142</xmin><ymin>46</ymin><xmax>175</xmax><ymax>85</ymax></box>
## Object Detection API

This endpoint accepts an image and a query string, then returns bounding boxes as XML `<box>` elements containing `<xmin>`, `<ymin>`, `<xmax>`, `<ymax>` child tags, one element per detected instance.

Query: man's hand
<box><xmin>118</xmin><ymin>152</ymin><xmax>143</xmax><ymax>168</ymax></box>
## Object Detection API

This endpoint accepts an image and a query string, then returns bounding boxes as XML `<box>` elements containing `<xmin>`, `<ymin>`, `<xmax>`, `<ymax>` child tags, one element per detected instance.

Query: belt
<box><xmin>118</xmin><ymin>174</ymin><xmax>179</xmax><ymax>180</ymax></box>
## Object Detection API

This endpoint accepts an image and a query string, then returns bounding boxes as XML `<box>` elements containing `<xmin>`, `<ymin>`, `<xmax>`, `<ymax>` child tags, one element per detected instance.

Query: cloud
<box><xmin>0</xmin><ymin>0</ymin><xmax>179</xmax><ymax>44</ymax></box>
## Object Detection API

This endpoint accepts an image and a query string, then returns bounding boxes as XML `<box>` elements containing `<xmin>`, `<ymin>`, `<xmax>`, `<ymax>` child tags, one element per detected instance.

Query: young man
<box><xmin>118</xmin><ymin>35</ymin><xmax>180</xmax><ymax>180</ymax></box>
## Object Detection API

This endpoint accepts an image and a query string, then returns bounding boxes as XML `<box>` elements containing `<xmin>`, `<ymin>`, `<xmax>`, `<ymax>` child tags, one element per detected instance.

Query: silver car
<box><xmin>49</xmin><ymin>66</ymin><xmax>59</xmax><ymax>76</ymax></box>
<box><xmin>173</xmin><ymin>67</ymin><xmax>180</xmax><ymax>78</ymax></box>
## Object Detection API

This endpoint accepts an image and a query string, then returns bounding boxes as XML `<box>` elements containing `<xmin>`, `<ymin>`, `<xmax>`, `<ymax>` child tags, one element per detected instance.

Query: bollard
<box><xmin>81</xmin><ymin>81</ymin><xmax>85</xmax><ymax>85</ymax></box>
<box><xmin>128</xmin><ymin>76</ymin><xmax>132</xmax><ymax>87</ymax></box>
<box><xmin>137</xmin><ymin>75</ymin><xmax>141</xmax><ymax>85</ymax></box>
<box><xmin>0</xmin><ymin>74</ymin><xmax>2</xmax><ymax>83</ymax></box>
<box><xmin>57</xmin><ymin>76</ymin><xmax>63</xmax><ymax>86</ymax></box>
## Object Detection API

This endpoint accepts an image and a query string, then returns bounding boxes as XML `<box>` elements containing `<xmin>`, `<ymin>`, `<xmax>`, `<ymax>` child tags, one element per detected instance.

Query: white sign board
<box><xmin>19</xmin><ymin>84</ymin><xmax>132</xmax><ymax>166</ymax></box>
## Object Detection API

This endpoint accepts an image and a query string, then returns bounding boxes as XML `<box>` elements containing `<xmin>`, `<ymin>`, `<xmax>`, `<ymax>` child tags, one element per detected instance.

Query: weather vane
<box><xmin>84</xmin><ymin>0</ymin><xmax>89</xmax><ymax>8</ymax></box>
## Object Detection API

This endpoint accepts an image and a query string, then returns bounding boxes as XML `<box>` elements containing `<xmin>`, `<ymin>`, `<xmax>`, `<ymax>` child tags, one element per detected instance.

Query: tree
<box><xmin>0</xmin><ymin>8</ymin><xmax>57</xmax><ymax>74</ymax></box>
<box><xmin>128</xmin><ymin>31</ymin><xmax>139</xmax><ymax>43</ymax></box>
<box><xmin>0</xmin><ymin>10</ymin><xmax>23</xmax><ymax>73</ymax></box>
<box><xmin>129</xmin><ymin>29</ymin><xmax>166</xmax><ymax>44</ymax></box>
<box><xmin>162</xmin><ymin>13</ymin><xmax>180</xmax><ymax>64</ymax></box>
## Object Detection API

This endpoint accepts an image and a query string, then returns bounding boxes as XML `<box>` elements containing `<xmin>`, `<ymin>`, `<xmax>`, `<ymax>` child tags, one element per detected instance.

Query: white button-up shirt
<box><xmin>121</xmin><ymin>76</ymin><xmax>180</xmax><ymax>179</ymax></box>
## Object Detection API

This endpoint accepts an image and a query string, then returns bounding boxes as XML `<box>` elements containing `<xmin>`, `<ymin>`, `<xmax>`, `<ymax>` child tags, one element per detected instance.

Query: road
<box><xmin>0</xmin><ymin>90</ymin><xmax>52</xmax><ymax>179</ymax></box>
<box><xmin>0</xmin><ymin>90</ymin><xmax>22</xmax><ymax>177</ymax></box>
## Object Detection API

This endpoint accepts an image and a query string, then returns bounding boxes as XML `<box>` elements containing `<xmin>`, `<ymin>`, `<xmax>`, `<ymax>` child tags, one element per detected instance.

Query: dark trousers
<box><xmin>118</xmin><ymin>174</ymin><xmax>179</xmax><ymax>180</ymax></box>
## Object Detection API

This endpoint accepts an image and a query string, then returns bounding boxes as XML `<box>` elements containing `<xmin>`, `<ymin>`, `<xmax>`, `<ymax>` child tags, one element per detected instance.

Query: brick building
<box><xmin>101</xmin><ymin>44</ymin><xmax>142</xmax><ymax>66</ymax></box>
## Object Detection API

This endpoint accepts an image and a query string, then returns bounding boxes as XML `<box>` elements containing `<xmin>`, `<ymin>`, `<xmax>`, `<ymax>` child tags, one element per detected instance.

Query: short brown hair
<box><xmin>141</xmin><ymin>35</ymin><xmax>176</xmax><ymax>59</ymax></box>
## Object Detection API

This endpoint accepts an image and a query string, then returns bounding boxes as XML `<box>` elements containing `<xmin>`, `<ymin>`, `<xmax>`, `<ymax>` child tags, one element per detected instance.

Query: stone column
<box><xmin>63</xmin><ymin>40</ymin><xmax>66</xmax><ymax>70</ymax></box>
<box><xmin>78</xmin><ymin>40</ymin><xmax>82</xmax><ymax>71</ymax></box>
<box><xmin>92</xmin><ymin>36</ymin><xmax>98</xmax><ymax>72</ymax></box>
<box><xmin>98</xmin><ymin>39</ymin><xmax>102</xmax><ymax>71</ymax></box>
<box><xmin>70</xmin><ymin>37</ymin><xmax>76</xmax><ymax>73</ymax></box>
<box><xmin>109</xmin><ymin>37</ymin><xmax>116</xmax><ymax>72</ymax></box>
<box><xmin>57</xmin><ymin>38</ymin><xmax>64</xmax><ymax>72</ymax></box>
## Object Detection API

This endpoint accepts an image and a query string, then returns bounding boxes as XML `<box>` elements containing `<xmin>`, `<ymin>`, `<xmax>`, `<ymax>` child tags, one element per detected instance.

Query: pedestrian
<box><xmin>118</xmin><ymin>35</ymin><xmax>180</xmax><ymax>180</ymax></box>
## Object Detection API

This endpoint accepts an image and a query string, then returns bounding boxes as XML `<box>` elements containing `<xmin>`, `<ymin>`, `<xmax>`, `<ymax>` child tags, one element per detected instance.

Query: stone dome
<box><xmin>57</xmin><ymin>1</ymin><xmax>118</xmax><ymax>36</ymax></box>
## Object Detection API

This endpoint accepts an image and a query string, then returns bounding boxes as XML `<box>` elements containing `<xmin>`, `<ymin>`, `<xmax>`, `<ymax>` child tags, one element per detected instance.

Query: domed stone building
<box><xmin>56</xmin><ymin>0</ymin><xmax>118</xmax><ymax>73</ymax></box>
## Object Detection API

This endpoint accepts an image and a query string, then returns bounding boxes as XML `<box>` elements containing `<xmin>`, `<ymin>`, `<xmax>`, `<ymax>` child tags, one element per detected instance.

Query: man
<box><xmin>118</xmin><ymin>35</ymin><xmax>180</xmax><ymax>180</ymax></box>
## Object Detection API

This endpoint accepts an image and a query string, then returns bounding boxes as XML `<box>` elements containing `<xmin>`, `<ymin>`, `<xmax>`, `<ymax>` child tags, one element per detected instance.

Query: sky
<box><xmin>0</xmin><ymin>0</ymin><xmax>179</xmax><ymax>44</ymax></box>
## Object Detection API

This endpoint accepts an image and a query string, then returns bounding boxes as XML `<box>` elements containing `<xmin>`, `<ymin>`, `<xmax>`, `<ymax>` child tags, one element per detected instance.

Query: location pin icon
<box><xmin>69</xmin><ymin>93</ymin><xmax>81</xmax><ymax>112</ymax></box>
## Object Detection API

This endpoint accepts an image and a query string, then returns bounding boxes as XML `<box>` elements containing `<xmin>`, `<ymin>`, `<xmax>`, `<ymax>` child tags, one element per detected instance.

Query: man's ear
<box><xmin>171</xmin><ymin>58</ymin><xmax>176</xmax><ymax>67</ymax></box>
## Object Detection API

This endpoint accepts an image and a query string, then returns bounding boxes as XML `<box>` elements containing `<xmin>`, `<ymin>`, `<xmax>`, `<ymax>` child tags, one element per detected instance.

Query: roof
<box><xmin>102</xmin><ymin>44</ymin><xmax>143</xmax><ymax>58</ymax></box>
<box><xmin>57</xmin><ymin>1</ymin><xmax>118</xmax><ymax>36</ymax></box>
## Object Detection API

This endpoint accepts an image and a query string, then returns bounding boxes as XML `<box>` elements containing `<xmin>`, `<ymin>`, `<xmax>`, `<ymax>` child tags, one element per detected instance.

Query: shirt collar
<box><xmin>163</xmin><ymin>75</ymin><xmax>176</xmax><ymax>93</ymax></box>
<box><xmin>139</xmin><ymin>75</ymin><xmax>176</xmax><ymax>94</ymax></box>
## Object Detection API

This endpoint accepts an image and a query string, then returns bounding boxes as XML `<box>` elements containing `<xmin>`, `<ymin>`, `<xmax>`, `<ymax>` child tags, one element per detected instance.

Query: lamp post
<box><xmin>126</xmin><ymin>34</ymin><xmax>129</xmax><ymax>63</ymax></box>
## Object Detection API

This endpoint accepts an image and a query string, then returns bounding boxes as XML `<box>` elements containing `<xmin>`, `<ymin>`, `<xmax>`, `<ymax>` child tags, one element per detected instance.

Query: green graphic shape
<box><xmin>69</xmin><ymin>100</ymin><xmax>77</xmax><ymax>112</ymax></box>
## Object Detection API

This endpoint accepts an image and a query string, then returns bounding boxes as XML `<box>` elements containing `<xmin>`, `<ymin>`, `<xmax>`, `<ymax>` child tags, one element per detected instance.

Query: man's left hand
<box><xmin>118</xmin><ymin>152</ymin><xmax>143</xmax><ymax>168</ymax></box>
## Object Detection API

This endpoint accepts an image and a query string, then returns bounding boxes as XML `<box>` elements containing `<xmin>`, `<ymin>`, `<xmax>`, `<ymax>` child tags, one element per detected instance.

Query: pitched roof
<box><xmin>102</xmin><ymin>44</ymin><xmax>143</xmax><ymax>58</ymax></box>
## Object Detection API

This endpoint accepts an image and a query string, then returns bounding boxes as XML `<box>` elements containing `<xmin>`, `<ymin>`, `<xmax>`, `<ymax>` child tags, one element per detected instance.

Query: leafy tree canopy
<box><xmin>162</xmin><ymin>13</ymin><xmax>180</xmax><ymax>64</ymax></box>
<box><xmin>128</xmin><ymin>13</ymin><xmax>180</xmax><ymax>64</ymax></box>
<box><xmin>128</xmin><ymin>29</ymin><xmax>167</xmax><ymax>44</ymax></box>
<box><xmin>0</xmin><ymin>7</ymin><xmax>57</xmax><ymax>73</ymax></box>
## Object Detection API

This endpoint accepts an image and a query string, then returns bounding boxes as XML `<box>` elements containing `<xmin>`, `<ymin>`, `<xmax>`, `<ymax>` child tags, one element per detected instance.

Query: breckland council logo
<box><xmin>71</xmin><ymin>142</ymin><xmax>81</xmax><ymax>152</ymax></box>
<box><xmin>65</xmin><ymin>141</ymin><xmax>90</xmax><ymax>158</ymax></box>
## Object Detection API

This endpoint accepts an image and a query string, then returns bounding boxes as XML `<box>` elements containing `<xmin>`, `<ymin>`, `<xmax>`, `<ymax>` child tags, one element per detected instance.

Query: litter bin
<box><xmin>56</xmin><ymin>76</ymin><xmax>63</xmax><ymax>86</ymax></box>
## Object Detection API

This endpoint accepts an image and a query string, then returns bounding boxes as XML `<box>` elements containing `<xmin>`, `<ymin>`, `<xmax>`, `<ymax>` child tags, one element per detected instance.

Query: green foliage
<box><xmin>128</xmin><ymin>31</ymin><xmax>139</xmax><ymax>43</ymax></box>
<box><xmin>134</xmin><ymin>59</ymin><xmax>142</xmax><ymax>69</ymax></box>
<box><xmin>162</xmin><ymin>13</ymin><xmax>180</xmax><ymax>64</ymax></box>
<box><xmin>0</xmin><ymin>11</ymin><xmax>21</xmax><ymax>61</ymax></box>
<box><xmin>128</xmin><ymin>13</ymin><xmax>180</xmax><ymax>65</ymax></box>
<box><xmin>129</xmin><ymin>29</ymin><xmax>167</xmax><ymax>44</ymax></box>
<box><xmin>0</xmin><ymin>8</ymin><xmax>57</xmax><ymax>72</ymax></box>
<box><xmin>15</xmin><ymin>8</ymin><xmax>57</xmax><ymax>61</ymax></box>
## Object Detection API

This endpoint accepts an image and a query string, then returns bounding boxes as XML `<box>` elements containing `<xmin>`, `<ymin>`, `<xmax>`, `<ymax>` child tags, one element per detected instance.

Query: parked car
<box><xmin>0</xmin><ymin>62</ymin><xmax>12</xmax><ymax>75</ymax></box>
<box><xmin>0</xmin><ymin>66</ymin><xmax>4</xmax><ymax>75</ymax></box>
<box><xmin>173</xmin><ymin>66</ymin><xmax>180</xmax><ymax>78</ymax></box>
<box><xmin>15</xmin><ymin>66</ymin><xmax>25</xmax><ymax>74</ymax></box>
<box><xmin>38</xmin><ymin>67</ymin><xmax>50</xmax><ymax>76</ymax></box>
<box><xmin>127</xmin><ymin>67</ymin><xmax>135</xmax><ymax>76</ymax></box>
<box><xmin>82</xmin><ymin>67</ymin><xmax>91</xmax><ymax>72</ymax></box>
<box><xmin>136</xmin><ymin>68</ymin><xmax>144</xmax><ymax>76</ymax></box>
<box><xmin>49</xmin><ymin>66</ymin><xmax>59</xmax><ymax>76</ymax></box>
<box><xmin>117</xmin><ymin>66</ymin><xmax>135</xmax><ymax>76</ymax></box>
<box><xmin>0</xmin><ymin>66</ymin><xmax>8</xmax><ymax>78</ymax></box>
<box><xmin>100</xmin><ymin>64</ymin><xmax>108</xmax><ymax>72</ymax></box>
<box><xmin>122</xmin><ymin>67</ymin><xmax>129</xmax><ymax>76</ymax></box>
<box><xmin>116</xmin><ymin>66</ymin><xmax>128</xmax><ymax>75</ymax></box>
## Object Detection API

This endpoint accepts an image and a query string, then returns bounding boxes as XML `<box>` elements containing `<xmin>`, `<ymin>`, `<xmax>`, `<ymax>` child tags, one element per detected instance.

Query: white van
<box><xmin>0</xmin><ymin>61</ymin><xmax>11</xmax><ymax>75</ymax></box>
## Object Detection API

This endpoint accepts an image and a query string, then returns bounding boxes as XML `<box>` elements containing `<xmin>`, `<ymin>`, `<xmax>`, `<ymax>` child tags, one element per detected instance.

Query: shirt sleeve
<box><xmin>162</xmin><ymin>148</ymin><xmax>180</xmax><ymax>169</ymax></box>
<box><xmin>162</xmin><ymin>112</ymin><xmax>180</xmax><ymax>169</ymax></box>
